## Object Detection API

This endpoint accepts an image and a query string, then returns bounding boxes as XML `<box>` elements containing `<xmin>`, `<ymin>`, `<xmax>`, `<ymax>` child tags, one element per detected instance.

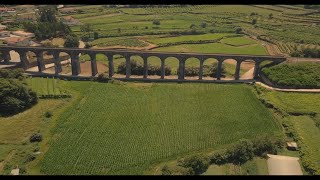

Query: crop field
<box><xmin>38</xmin><ymin>82</ymin><xmax>280</xmax><ymax>175</ymax></box>
<box><xmin>91</xmin><ymin>37</ymin><xmax>148</xmax><ymax>47</ymax></box>
<box><xmin>26</xmin><ymin>77</ymin><xmax>70</xmax><ymax>98</ymax></box>
<box><xmin>263</xmin><ymin>91</ymin><xmax>320</xmax><ymax>114</ymax></box>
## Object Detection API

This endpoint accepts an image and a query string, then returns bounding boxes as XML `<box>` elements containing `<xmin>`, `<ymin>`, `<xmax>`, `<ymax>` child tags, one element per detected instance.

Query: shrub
<box><xmin>44</xmin><ymin>111</ymin><xmax>53</xmax><ymax>118</ymax></box>
<box><xmin>210</xmin><ymin>149</ymin><xmax>231</xmax><ymax>165</ymax></box>
<box><xmin>180</xmin><ymin>63</ymin><xmax>226</xmax><ymax>77</ymax></box>
<box><xmin>117</xmin><ymin>60</ymin><xmax>171</xmax><ymax>76</ymax></box>
<box><xmin>235</xmin><ymin>27</ymin><xmax>242</xmax><ymax>34</ymax></box>
<box><xmin>25</xmin><ymin>154</ymin><xmax>36</xmax><ymax>163</ymax></box>
<box><xmin>0</xmin><ymin>78</ymin><xmax>38</xmax><ymax>116</ymax></box>
<box><xmin>177</xmin><ymin>154</ymin><xmax>210</xmax><ymax>174</ymax></box>
<box><xmin>161</xmin><ymin>165</ymin><xmax>194</xmax><ymax>175</ymax></box>
<box><xmin>97</xmin><ymin>73</ymin><xmax>109</xmax><ymax>82</ymax></box>
<box><xmin>200</xmin><ymin>22</ymin><xmax>207</xmax><ymax>28</ymax></box>
<box><xmin>64</xmin><ymin>35</ymin><xmax>79</xmax><ymax>48</ymax></box>
<box><xmin>228</xmin><ymin>139</ymin><xmax>254</xmax><ymax>164</ymax></box>
<box><xmin>152</xmin><ymin>20</ymin><xmax>160</xmax><ymax>25</ymax></box>
<box><xmin>0</xmin><ymin>68</ymin><xmax>25</xmax><ymax>79</ymax></box>
<box><xmin>30</xmin><ymin>133</ymin><xmax>43</xmax><ymax>143</ymax></box>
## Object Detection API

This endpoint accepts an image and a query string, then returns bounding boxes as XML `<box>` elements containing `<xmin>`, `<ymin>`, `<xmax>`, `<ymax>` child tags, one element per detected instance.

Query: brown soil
<box><xmin>224</xmin><ymin>59</ymin><xmax>255</xmax><ymax>71</ymax></box>
<box><xmin>80</xmin><ymin>61</ymin><xmax>108</xmax><ymax>76</ymax></box>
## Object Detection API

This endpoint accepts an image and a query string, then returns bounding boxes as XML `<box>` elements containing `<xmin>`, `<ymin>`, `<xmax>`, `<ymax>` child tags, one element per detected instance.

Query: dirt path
<box><xmin>267</xmin><ymin>154</ymin><xmax>303</xmax><ymax>175</ymax></box>
<box><xmin>240</xmin><ymin>67</ymin><xmax>254</xmax><ymax>79</ymax></box>
<box><xmin>256</xmin><ymin>81</ymin><xmax>320</xmax><ymax>93</ymax></box>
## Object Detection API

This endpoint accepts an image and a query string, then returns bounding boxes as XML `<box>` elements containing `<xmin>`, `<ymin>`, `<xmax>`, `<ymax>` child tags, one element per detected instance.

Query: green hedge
<box><xmin>262</xmin><ymin>62</ymin><xmax>320</xmax><ymax>88</ymax></box>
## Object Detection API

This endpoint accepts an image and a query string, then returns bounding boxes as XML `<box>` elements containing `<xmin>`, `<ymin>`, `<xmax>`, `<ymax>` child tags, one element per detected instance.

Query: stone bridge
<box><xmin>0</xmin><ymin>46</ymin><xmax>286</xmax><ymax>81</ymax></box>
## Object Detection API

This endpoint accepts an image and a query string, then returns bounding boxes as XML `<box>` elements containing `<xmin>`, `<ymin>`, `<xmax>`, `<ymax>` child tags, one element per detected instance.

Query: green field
<box><xmin>92</xmin><ymin>37</ymin><xmax>148</xmax><ymax>47</ymax></box>
<box><xmin>262</xmin><ymin>62</ymin><xmax>320</xmax><ymax>88</ymax></box>
<box><xmin>26</xmin><ymin>77</ymin><xmax>71</xmax><ymax>98</ymax></box>
<box><xmin>37</xmin><ymin>82</ymin><xmax>280</xmax><ymax>175</ymax></box>
<box><xmin>203</xmin><ymin>157</ymin><xmax>268</xmax><ymax>175</ymax></box>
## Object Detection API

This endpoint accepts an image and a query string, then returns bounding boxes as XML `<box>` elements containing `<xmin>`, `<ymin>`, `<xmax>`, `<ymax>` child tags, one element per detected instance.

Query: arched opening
<box><xmin>25</xmin><ymin>50</ymin><xmax>39</xmax><ymax>72</ymax></box>
<box><xmin>164</xmin><ymin>57</ymin><xmax>179</xmax><ymax>79</ymax></box>
<box><xmin>54</xmin><ymin>52</ymin><xmax>71</xmax><ymax>75</ymax></box>
<box><xmin>41</xmin><ymin>51</ymin><xmax>54</xmax><ymax>74</ymax></box>
<box><xmin>146</xmin><ymin>56</ymin><xmax>162</xmax><ymax>79</ymax></box>
<box><xmin>129</xmin><ymin>55</ymin><xmax>144</xmax><ymax>79</ymax></box>
<box><xmin>203</xmin><ymin>58</ymin><xmax>219</xmax><ymax>80</ymax></box>
<box><xmin>6</xmin><ymin>50</ymin><xmax>21</xmax><ymax>68</ymax></box>
<box><xmin>184</xmin><ymin>57</ymin><xmax>200</xmax><ymax>80</ymax></box>
<box><xmin>79</xmin><ymin>52</ymin><xmax>108</xmax><ymax>76</ymax></box>
<box><xmin>221</xmin><ymin>59</ymin><xmax>237</xmax><ymax>80</ymax></box>
<box><xmin>239</xmin><ymin>59</ymin><xmax>255</xmax><ymax>80</ymax></box>
<box><xmin>113</xmin><ymin>54</ymin><xmax>126</xmax><ymax>78</ymax></box>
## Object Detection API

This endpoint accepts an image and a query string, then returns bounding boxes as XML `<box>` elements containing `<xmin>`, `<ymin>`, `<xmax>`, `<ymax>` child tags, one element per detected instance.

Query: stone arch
<box><xmin>129</xmin><ymin>55</ymin><xmax>144</xmax><ymax>78</ymax></box>
<box><xmin>87</xmin><ymin>53</ymin><xmax>107</xmax><ymax>76</ymax></box>
<box><xmin>164</xmin><ymin>56</ymin><xmax>179</xmax><ymax>79</ymax></box>
<box><xmin>146</xmin><ymin>55</ymin><xmax>162</xmax><ymax>79</ymax></box>
<box><xmin>7</xmin><ymin>50</ymin><xmax>21</xmax><ymax>65</ymax></box>
<box><xmin>184</xmin><ymin>57</ymin><xmax>200</xmax><ymax>80</ymax></box>
<box><xmin>203</xmin><ymin>57</ymin><xmax>219</xmax><ymax>80</ymax></box>
<box><xmin>221</xmin><ymin>58</ymin><xmax>238</xmax><ymax>80</ymax></box>
<box><xmin>112</xmin><ymin>54</ymin><xmax>126</xmax><ymax>78</ymax></box>
<box><xmin>239</xmin><ymin>59</ymin><xmax>255</xmax><ymax>80</ymax></box>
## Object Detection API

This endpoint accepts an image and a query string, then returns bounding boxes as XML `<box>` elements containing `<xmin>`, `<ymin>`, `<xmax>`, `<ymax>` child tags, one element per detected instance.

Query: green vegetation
<box><xmin>219</xmin><ymin>37</ymin><xmax>258</xmax><ymax>46</ymax></box>
<box><xmin>203</xmin><ymin>158</ymin><xmax>268</xmax><ymax>175</ymax></box>
<box><xmin>262</xmin><ymin>62</ymin><xmax>320</xmax><ymax>88</ymax></box>
<box><xmin>23</xmin><ymin>6</ymin><xmax>73</xmax><ymax>41</ymax></box>
<box><xmin>0</xmin><ymin>69</ymin><xmax>37</xmax><ymax>116</ymax></box>
<box><xmin>38</xmin><ymin>82</ymin><xmax>280</xmax><ymax>175</ymax></box>
<box><xmin>92</xmin><ymin>37</ymin><xmax>148</xmax><ymax>47</ymax></box>
<box><xmin>26</xmin><ymin>77</ymin><xmax>71</xmax><ymax>98</ymax></box>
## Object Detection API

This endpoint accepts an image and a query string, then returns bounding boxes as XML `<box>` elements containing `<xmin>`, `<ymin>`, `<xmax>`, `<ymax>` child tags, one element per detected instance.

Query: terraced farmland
<box><xmin>39</xmin><ymin>82</ymin><xmax>280</xmax><ymax>175</ymax></box>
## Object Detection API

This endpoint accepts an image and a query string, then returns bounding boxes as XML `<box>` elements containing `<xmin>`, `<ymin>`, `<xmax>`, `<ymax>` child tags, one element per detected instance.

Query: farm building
<box><xmin>3</xmin><ymin>37</ymin><xmax>30</xmax><ymax>46</ymax></box>
<box><xmin>12</xmin><ymin>31</ymin><xmax>35</xmax><ymax>38</ymax></box>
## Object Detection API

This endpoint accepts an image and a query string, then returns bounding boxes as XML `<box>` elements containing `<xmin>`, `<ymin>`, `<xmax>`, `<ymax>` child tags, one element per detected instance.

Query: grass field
<box><xmin>264</xmin><ymin>91</ymin><xmax>320</xmax><ymax>114</ymax></box>
<box><xmin>289</xmin><ymin>116</ymin><xmax>320</xmax><ymax>174</ymax></box>
<box><xmin>92</xmin><ymin>37</ymin><xmax>148</xmax><ymax>47</ymax></box>
<box><xmin>203</xmin><ymin>157</ymin><xmax>268</xmax><ymax>175</ymax></box>
<box><xmin>26</xmin><ymin>77</ymin><xmax>71</xmax><ymax>98</ymax></box>
<box><xmin>36</xmin><ymin>82</ymin><xmax>280</xmax><ymax>175</ymax></box>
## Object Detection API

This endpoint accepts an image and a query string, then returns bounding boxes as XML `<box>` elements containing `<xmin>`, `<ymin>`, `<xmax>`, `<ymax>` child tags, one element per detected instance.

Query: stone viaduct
<box><xmin>0</xmin><ymin>46</ymin><xmax>286</xmax><ymax>81</ymax></box>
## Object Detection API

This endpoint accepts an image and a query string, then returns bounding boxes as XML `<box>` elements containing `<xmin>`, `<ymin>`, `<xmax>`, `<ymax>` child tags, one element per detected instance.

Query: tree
<box><xmin>80</xmin><ymin>23</ymin><xmax>93</xmax><ymax>38</ymax></box>
<box><xmin>252</xmin><ymin>19</ymin><xmax>257</xmax><ymax>25</ymax></box>
<box><xmin>0</xmin><ymin>78</ymin><xmax>38</xmax><ymax>116</ymax></box>
<box><xmin>37</xmin><ymin>6</ymin><xmax>58</xmax><ymax>23</ymax></box>
<box><xmin>235</xmin><ymin>27</ymin><xmax>242</xmax><ymax>34</ymax></box>
<box><xmin>200</xmin><ymin>22</ymin><xmax>207</xmax><ymax>28</ymax></box>
<box><xmin>93</xmin><ymin>32</ymin><xmax>99</xmax><ymax>40</ymax></box>
<box><xmin>190</xmin><ymin>24</ymin><xmax>196</xmax><ymax>29</ymax></box>
<box><xmin>228</xmin><ymin>139</ymin><xmax>254</xmax><ymax>164</ymax></box>
<box><xmin>152</xmin><ymin>20</ymin><xmax>160</xmax><ymax>25</ymax></box>
<box><xmin>177</xmin><ymin>154</ymin><xmax>210</xmax><ymax>174</ymax></box>
<box><xmin>269</xmin><ymin>13</ymin><xmax>273</xmax><ymax>19</ymax></box>
<box><xmin>64</xmin><ymin>35</ymin><xmax>79</xmax><ymax>48</ymax></box>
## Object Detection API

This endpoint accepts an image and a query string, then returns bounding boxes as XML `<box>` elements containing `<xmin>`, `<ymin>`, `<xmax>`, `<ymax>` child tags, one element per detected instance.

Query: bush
<box><xmin>152</xmin><ymin>20</ymin><xmax>160</xmax><ymax>25</ymax></box>
<box><xmin>200</xmin><ymin>22</ymin><xmax>207</xmax><ymax>28</ymax></box>
<box><xmin>161</xmin><ymin>165</ymin><xmax>194</xmax><ymax>175</ymax></box>
<box><xmin>180</xmin><ymin>63</ymin><xmax>226</xmax><ymax>77</ymax></box>
<box><xmin>117</xmin><ymin>60</ymin><xmax>171</xmax><ymax>76</ymax></box>
<box><xmin>228</xmin><ymin>139</ymin><xmax>254</xmax><ymax>164</ymax></box>
<box><xmin>30</xmin><ymin>133</ymin><xmax>43</xmax><ymax>143</ymax></box>
<box><xmin>24</xmin><ymin>154</ymin><xmax>36</xmax><ymax>163</ymax></box>
<box><xmin>44</xmin><ymin>111</ymin><xmax>53</xmax><ymax>118</ymax></box>
<box><xmin>0</xmin><ymin>69</ymin><xmax>25</xmax><ymax>79</ymax></box>
<box><xmin>64</xmin><ymin>35</ymin><xmax>79</xmax><ymax>48</ymax></box>
<box><xmin>97</xmin><ymin>73</ymin><xmax>109</xmax><ymax>82</ymax></box>
<box><xmin>177</xmin><ymin>154</ymin><xmax>210</xmax><ymax>174</ymax></box>
<box><xmin>235</xmin><ymin>27</ymin><xmax>242</xmax><ymax>34</ymax></box>
<box><xmin>0</xmin><ymin>79</ymin><xmax>38</xmax><ymax>116</ymax></box>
